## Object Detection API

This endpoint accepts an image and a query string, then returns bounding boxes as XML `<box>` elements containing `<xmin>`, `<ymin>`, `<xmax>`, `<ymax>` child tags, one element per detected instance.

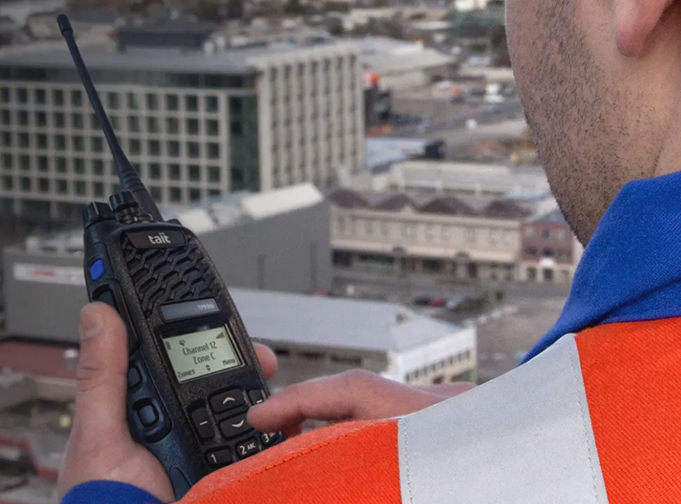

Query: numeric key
<box><xmin>236</xmin><ymin>438</ymin><xmax>259</xmax><ymax>459</ymax></box>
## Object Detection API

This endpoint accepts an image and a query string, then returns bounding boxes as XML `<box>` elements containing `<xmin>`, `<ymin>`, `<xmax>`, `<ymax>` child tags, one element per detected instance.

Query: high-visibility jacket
<box><xmin>173</xmin><ymin>317</ymin><xmax>681</xmax><ymax>504</ymax></box>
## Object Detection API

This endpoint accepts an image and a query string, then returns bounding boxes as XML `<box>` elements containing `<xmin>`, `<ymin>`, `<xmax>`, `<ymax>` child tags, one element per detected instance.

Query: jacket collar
<box><xmin>523</xmin><ymin>170</ymin><xmax>681</xmax><ymax>362</ymax></box>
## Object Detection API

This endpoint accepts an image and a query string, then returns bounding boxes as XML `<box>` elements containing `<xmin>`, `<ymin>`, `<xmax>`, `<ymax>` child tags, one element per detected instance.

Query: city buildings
<box><xmin>0</xmin><ymin>179</ymin><xmax>476</xmax><ymax>502</ymax></box>
<box><xmin>0</xmin><ymin>287</ymin><xmax>476</xmax><ymax>504</ymax></box>
<box><xmin>518</xmin><ymin>208</ymin><xmax>583</xmax><ymax>284</ymax></box>
<box><xmin>0</xmin><ymin>0</ymin><xmax>66</xmax><ymax>27</ymax></box>
<box><xmin>4</xmin><ymin>183</ymin><xmax>331</xmax><ymax>340</ymax></box>
<box><xmin>330</xmin><ymin>188</ymin><xmax>528</xmax><ymax>282</ymax></box>
<box><xmin>359</xmin><ymin>37</ymin><xmax>455</xmax><ymax>91</ymax></box>
<box><xmin>329</xmin><ymin>163</ymin><xmax>579</xmax><ymax>284</ymax></box>
<box><xmin>454</xmin><ymin>0</ymin><xmax>494</xmax><ymax>11</ymax></box>
<box><xmin>0</xmin><ymin>29</ymin><xmax>364</xmax><ymax>219</ymax></box>
<box><xmin>369</xmin><ymin>160</ymin><xmax>550</xmax><ymax>200</ymax></box>
<box><xmin>221</xmin><ymin>288</ymin><xmax>477</xmax><ymax>388</ymax></box>
<box><xmin>364</xmin><ymin>137</ymin><xmax>445</xmax><ymax>173</ymax></box>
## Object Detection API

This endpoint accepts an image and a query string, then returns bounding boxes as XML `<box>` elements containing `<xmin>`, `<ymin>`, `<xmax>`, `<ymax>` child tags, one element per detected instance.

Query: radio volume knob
<box><xmin>83</xmin><ymin>202</ymin><xmax>115</xmax><ymax>228</ymax></box>
<box><xmin>109</xmin><ymin>191</ymin><xmax>139</xmax><ymax>213</ymax></box>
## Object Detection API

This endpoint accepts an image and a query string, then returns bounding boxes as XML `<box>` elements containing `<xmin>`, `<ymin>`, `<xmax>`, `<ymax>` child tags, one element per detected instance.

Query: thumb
<box><xmin>72</xmin><ymin>302</ymin><xmax>130</xmax><ymax>442</ymax></box>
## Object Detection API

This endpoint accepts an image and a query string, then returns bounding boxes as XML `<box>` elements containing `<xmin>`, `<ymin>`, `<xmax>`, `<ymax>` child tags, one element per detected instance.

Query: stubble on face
<box><xmin>509</xmin><ymin>0</ymin><xmax>658</xmax><ymax>244</ymax></box>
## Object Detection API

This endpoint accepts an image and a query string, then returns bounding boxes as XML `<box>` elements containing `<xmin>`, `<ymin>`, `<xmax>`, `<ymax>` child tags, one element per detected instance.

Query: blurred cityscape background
<box><xmin>0</xmin><ymin>0</ymin><xmax>575</xmax><ymax>502</ymax></box>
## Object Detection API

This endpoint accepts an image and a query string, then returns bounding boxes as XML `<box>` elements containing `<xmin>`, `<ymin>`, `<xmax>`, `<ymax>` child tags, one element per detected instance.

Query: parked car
<box><xmin>428</xmin><ymin>297</ymin><xmax>447</xmax><ymax>307</ymax></box>
<box><xmin>412</xmin><ymin>295</ymin><xmax>431</xmax><ymax>306</ymax></box>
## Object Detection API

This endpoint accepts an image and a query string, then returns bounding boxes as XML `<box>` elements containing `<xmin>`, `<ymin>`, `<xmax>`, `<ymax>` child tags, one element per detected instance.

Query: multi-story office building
<box><xmin>0</xmin><ymin>38</ymin><xmax>364</xmax><ymax>219</ymax></box>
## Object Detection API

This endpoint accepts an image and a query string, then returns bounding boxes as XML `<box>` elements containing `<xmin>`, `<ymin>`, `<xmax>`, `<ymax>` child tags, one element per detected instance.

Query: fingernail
<box><xmin>80</xmin><ymin>306</ymin><xmax>103</xmax><ymax>340</ymax></box>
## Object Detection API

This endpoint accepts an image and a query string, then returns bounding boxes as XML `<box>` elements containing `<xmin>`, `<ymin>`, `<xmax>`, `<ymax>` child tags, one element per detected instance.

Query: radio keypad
<box><xmin>236</xmin><ymin>438</ymin><xmax>259</xmax><ymax>459</ymax></box>
<box><xmin>206</xmin><ymin>448</ymin><xmax>233</xmax><ymax>468</ymax></box>
<box><xmin>198</xmin><ymin>387</ymin><xmax>284</xmax><ymax>467</ymax></box>
<box><xmin>261</xmin><ymin>432</ymin><xmax>281</xmax><ymax>447</ymax></box>
<box><xmin>248</xmin><ymin>390</ymin><xmax>264</xmax><ymax>405</ymax></box>
<box><xmin>219</xmin><ymin>413</ymin><xmax>252</xmax><ymax>439</ymax></box>
<box><xmin>190</xmin><ymin>408</ymin><xmax>214</xmax><ymax>441</ymax></box>
<box><xmin>210</xmin><ymin>389</ymin><xmax>245</xmax><ymax>414</ymax></box>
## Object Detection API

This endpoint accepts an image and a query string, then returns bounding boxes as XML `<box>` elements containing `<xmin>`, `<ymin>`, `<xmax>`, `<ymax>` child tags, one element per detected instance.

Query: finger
<box><xmin>253</xmin><ymin>343</ymin><xmax>277</xmax><ymax>380</ymax></box>
<box><xmin>248</xmin><ymin>370</ymin><xmax>439</xmax><ymax>433</ymax></box>
<box><xmin>415</xmin><ymin>382</ymin><xmax>476</xmax><ymax>398</ymax></box>
<box><xmin>71</xmin><ymin>303</ymin><xmax>131</xmax><ymax>443</ymax></box>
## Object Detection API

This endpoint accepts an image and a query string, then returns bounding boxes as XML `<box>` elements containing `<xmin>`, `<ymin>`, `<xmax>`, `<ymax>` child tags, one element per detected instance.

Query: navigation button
<box><xmin>219</xmin><ymin>413</ymin><xmax>252</xmax><ymax>439</ymax></box>
<box><xmin>248</xmin><ymin>390</ymin><xmax>264</xmax><ymax>405</ymax></box>
<box><xmin>190</xmin><ymin>408</ymin><xmax>214</xmax><ymax>441</ymax></box>
<box><xmin>138</xmin><ymin>404</ymin><xmax>159</xmax><ymax>427</ymax></box>
<box><xmin>210</xmin><ymin>389</ymin><xmax>245</xmax><ymax>413</ymax></box>
<box><xmin>205</xmin><ymin>448</ymin><xmax>233</xmax><ymax>468</ymax></box>
<box><xmin>236</xmin><ymin>438</ymin><xmax>259</xmax><ymax>459</ymax></box>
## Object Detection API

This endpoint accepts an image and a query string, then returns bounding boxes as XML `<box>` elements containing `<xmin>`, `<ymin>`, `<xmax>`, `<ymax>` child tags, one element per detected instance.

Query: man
<box><xmin>59</xmin><ymin>0</ymin><xmax>681</xmax><ymax>502</ymax></box>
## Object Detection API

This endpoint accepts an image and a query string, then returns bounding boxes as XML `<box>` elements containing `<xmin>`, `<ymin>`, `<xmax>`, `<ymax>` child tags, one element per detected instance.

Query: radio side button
<box><xmin>127</xmin><ymin>365</ymin><xmax>142</xmax><ymax>389</ymax></box>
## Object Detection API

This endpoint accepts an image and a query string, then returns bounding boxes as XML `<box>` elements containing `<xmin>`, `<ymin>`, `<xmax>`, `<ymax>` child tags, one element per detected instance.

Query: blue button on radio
<box><xmin>90</xmin><ymin>259</ymin><xmax>105</xmax><ymax>281</ymax></box>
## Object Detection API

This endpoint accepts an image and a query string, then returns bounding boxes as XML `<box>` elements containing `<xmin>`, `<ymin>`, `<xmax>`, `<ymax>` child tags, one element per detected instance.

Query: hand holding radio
<box><xmin>56</xmin><ymin>15</ymin><xmax>284</xmax><ymax>499</ymax></box>
<box><xmin>58</xmin><ymin>303</ymin><xmax>279</xmax><ymax>501</ymax></box>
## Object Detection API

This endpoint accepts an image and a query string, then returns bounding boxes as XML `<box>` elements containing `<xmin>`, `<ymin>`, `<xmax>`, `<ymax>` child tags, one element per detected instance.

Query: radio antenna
<box><xmin>57</xmin><ymin>14</ymin><xmax>163</xmax><ymax>221</ymax></box>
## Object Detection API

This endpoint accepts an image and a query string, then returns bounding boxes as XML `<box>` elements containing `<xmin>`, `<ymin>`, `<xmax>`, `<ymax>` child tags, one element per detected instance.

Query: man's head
<box><xmin>506</xmin><ymin>0</ymin><xmax>681</xmax><ymax>244</ymax></box>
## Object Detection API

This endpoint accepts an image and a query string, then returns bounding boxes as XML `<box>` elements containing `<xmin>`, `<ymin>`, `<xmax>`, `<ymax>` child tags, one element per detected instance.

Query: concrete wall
<box><xmin>201</xmin><ymin>202</ymin><xmax>331</xmax><ymax>294</ymax></box>
<box><xmin>3</xmin><ymin>202</ymin><xmax>331</xmax><ymax>342</ymax></box>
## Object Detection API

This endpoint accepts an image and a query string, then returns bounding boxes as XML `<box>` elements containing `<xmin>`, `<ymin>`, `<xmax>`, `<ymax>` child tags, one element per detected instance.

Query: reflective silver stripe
<box><xmin>398</xmin><ymin>335</ymin><xmax>608</xmax><ymax>504</ymax></box>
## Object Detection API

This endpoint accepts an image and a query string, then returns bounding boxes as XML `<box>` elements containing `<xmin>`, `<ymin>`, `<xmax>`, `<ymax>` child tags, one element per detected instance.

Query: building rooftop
<box><xmin>0</xmin><ymin>285</ymin><xmax>465</xmax><ymax>356</ymax></box>
<box><xmin>359</xmin><ymin>36</ymin><xmax>454</xmax><ymax>74</ymax></box>
<box><xmin>230</xmin><ymin>288</ymin><xmax>464</xmax><ymax>352</ymax></box>
<box><xmin>374</xmin><ymin>160</ymin><xmax>550</xmax><ymax>200</ymax></box>
<box><xmin>23</xmin><ymin>183</ymin><xmax>324</xmax><ymax>255</ymax></box>
<box><xmin>531</xmin><ymin>208</ymin><xmax>567</xmax><ymax>225</ymax></box>
<box><xmin>329</xmin><ymin>188</ymin><xmax>533</xmax><ymax>220</ymax></box>
<box><xmin>0</xmin><ymin>33</ymin><xmax>356</xmax><ymax>75</ymax></box>
<box><xmin>365</xmin><ymin>137</ymin><xmax>433</xmax><ymax>172</ymax></box>
<box><xmin>0</xmin><ymin>0</ymin><xmax>65</xmax><ymax>26</ymax></box>
<box><xmin>0</xmin><ymin>342</ymin><xmax>77</xmax><ymax>382</ymax></box>
<box><xmin>0</xmin><ymin>42</ymin><xmax>256</xmax><ymax>74</ymax></box>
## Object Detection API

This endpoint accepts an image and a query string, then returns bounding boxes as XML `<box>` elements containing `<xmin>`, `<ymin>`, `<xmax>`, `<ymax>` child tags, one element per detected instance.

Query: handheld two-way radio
<box><xmin>57</xmin><ymin>15</ymin><xmax>283</xmax><ymax>498</ymax></box>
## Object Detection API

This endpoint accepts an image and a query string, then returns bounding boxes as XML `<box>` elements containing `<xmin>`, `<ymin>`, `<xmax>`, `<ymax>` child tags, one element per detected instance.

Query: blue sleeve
<box><xmin>61</xmin><ymin>481</ymin><xmax>162</xmax><ymax>504</ymax></box>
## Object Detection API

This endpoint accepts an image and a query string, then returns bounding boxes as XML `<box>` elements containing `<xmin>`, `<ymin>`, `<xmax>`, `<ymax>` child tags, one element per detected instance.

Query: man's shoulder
<box><xmin>180</xmin><ymin>320</ymin><xmax>681</xmax><ymax>504</ymax></box>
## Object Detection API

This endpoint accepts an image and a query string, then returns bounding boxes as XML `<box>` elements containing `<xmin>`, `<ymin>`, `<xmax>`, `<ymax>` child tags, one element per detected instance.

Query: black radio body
<box><xmin>57</xmin><ymin>14</ymin><xmax>283</xmax><ymax>499</ymax></box>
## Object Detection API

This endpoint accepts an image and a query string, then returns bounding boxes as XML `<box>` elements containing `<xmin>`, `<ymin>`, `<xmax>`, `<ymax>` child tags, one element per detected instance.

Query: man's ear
<box><xmin>615</xmin><ymin>0</ymin><xmax>674</xmax><ymax>57</ymax></box>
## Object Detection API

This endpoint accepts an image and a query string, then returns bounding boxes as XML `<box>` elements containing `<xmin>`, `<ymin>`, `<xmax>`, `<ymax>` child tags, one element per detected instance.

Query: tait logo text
<box><xmin>148</xmin><ymin>232</ymin><xmax>172</xmax><ymax>245</ymax></box>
